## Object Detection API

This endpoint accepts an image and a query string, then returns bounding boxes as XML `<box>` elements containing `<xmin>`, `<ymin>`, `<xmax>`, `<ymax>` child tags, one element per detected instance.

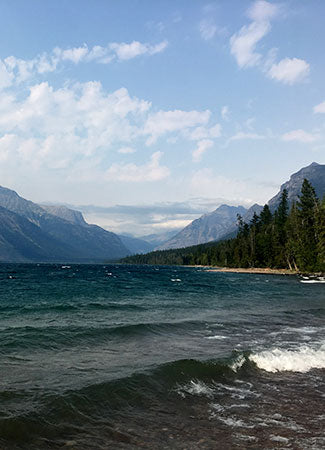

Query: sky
<box><xmin>0</xmin><ymin>0</ymin><xmax>324</xmax><ymax>236</ymax></box>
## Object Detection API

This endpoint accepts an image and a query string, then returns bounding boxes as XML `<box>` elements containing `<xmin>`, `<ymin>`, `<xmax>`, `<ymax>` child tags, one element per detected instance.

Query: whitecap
<box><xmin>250</xmin><ymin>343</ymin><xmax>325</xmax><ymax>373</ymax></box>
<box><xmin>230</xmin><ymin>355</ymin><xmax>246</xmax><ymax>372</ymax></box>
<box><xmin>218</xmin><ymin>416</ymin><xmax>252</xmax><ymax>428</ymax></box>
<box><xmin>177</xmin><ymin>380</ymin><xmax>214</xmax><ymax>398</ymax></box>
<box><xmin>300</xmin><ymin>279</ymin><xmax>325</xmax><ymax>283</ymax></box>
<box><xmin>205</xmin><ymin>335</ymin><xmax>228</xmax><ymax>340</ymax></box>
<box><xmin>270</xmin><ymin>435</ymin><xmax>289</xmax><ymax>443</ymax></box>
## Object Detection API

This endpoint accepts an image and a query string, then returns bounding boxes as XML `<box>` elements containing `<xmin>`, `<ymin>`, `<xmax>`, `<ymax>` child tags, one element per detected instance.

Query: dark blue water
<box><xmin>0</xmin><ymin>264</ymin><xmax>324</xmax><ymax>449</ymax></box>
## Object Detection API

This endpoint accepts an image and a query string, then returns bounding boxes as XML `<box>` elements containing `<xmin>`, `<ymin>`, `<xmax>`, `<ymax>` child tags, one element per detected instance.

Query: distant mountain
<box><xmin>0</xmin><ymin>205</ymin><xmax>76</xmax><ymax>262</ymax></box>
<box><xmin>219</xmin><ymin>203</ymin><xmax>264</xmax><ymax>240</ymax></box>
<box><xmin>139</xmin><ymin>230</ymin><xmax>183</xmax><ymax>248</ymax></box>
<box><xmin>118</xmin><ymin>234</ymin><xmax>155</xmax><ymax>255</ymax></box>
<box><xmin>268</xmin><ymin>162</ymin><xmax>325</xmax><ymax>210</ymax></box>
<box><xmin>159</xmin><ymin>205</ymin><xmax>247</xmax><ymax>250</ymax></box>
<box><xmin>0</xmin><ymin>186</ymin><xmax>129</xmax><ymax>262</ymax></box>
<box><xmin>42</xmin><ymin>204</ymin><xmax>87</xmax><ymax>226</ymax></box>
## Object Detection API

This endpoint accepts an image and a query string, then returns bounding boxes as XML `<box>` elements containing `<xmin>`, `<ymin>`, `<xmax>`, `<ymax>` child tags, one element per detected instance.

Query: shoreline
<box><xmin>195</xmin><ymin>266</ymin><xmax>298</xmax><ymax>275</ymax></box>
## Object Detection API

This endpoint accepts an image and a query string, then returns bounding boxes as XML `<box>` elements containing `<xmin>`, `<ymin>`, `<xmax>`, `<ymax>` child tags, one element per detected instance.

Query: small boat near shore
<box><xmin>300</xmin><ymin>275</ymin><xmax>325</xmax><ymax>283</ymax></box>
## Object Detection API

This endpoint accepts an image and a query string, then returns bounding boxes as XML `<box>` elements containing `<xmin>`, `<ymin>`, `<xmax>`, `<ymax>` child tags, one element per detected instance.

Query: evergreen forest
<box><xmin>122</xmin><ymin>179</ymin><xmax>325</xmax><ymax>273</ymax></box>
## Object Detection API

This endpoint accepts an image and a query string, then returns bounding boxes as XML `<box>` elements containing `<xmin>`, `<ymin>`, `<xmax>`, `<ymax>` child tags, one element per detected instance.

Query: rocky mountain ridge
<box><xmin>0</xmin><ymin>186</ymin><xmax>129</xmax><ymax>262</ymax></box>
<box><xmin>268</xmin><ymin>162</ymin><xmax>325</xmax><ymax>210</ymax></box>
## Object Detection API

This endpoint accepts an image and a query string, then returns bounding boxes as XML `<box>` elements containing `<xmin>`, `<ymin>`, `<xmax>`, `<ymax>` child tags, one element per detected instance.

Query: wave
<box><xmin>249</xmin><ymin>343</ymin><xmax>325</xmax><ymax>373</ymax></box>
<box><xmin>0</xmin><ymin>319</ymin><xmax>206</xmax><ymax>350</ymax></box>
<box><xmin>0</xmin><ymin>301</ymin><xmax>146</xmax><ymax>314</ymax></box>
<box><xmin>0</xmin><ymin>356</ymin><xmax>248</xmax><ymax>444</ymax></box>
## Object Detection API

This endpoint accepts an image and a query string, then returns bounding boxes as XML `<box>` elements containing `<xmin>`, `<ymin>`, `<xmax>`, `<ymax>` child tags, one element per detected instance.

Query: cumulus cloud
<box><xmin>313</xmin><ymin>101</ymin><xmax>325</xmax><ymax>114</ymax></box>
<box><xmin>0</xmin><ymin>81</ymin><xmax>152</xmax><ymax>174</ymax></box>
<box><xmin>228</xmin><ymin>131</ymin><xmax>265</xmax><ymax>143</ymax></box>
<box><xmin>230</xmin><ymin>1</ymin><xmax>278</xmax><ymax>68</ymax></box>
<box><xmin>188</xmin><ymin>123</ymin><xmax>221</xmax><ymax>141</ymax></box>
<box><xmin>0</xmin><ymin>73</ymin><xmax>223</xmax><ymax>191</ymax></box>
<box><xmin>267</xmin><ymin>57</ymin><xmax>310</xmax><ymax>84</ymax></box>
<box><xmin>118</xmin><ymin>146</ymin><xmax>136</xmax><ymax>154</ymax></box>
<box><xmin>247</xmin><ymin>0</ymin><xmax>279</xmax><ymax>22</ymax></box>
<box><xmin>221</xmin><ymin>106</ymin><xmax>230</xmax><ymax>121</ymax></box>
<box><xmin>58</xmin><ymin>45</ymin><xmax>89</xmax><ymax>63</ymax></box>
<box><xmin>106</xmin><ymin>152</ymin><xmax>170</xmax><ymax>182</ymax></box>
<box><xmin>109</xmin><ymin>40</ymin><xmax>168</xmax><ymax>60</ymax></box>
<box><xmin>230</xmin><ymin>1</ymin><xmax>309</xmax><ymax>85</ymax></box>
<box><xmin>192</xmin><ymin>139</ymin><xmax>214</xmax><ymax>162</ymax></box>
<box><xmin>230</xmin><ymin>20</ymin><xmax>271</xmax><ymax>68</ymax></box>
<box><xmin>0</xmin><ymin>40</ymin><xmax>168</xmax><ymax>84</ymax></box>
<box><xmin>282</xmin><ymin>129</ymin><xmax>319</xmax><ymax>143</ymax></box>
<box><xmin>0</xmin><ymin>61</ymin><xmax>14</xmax><ymax>89</ymax></box>
<box><xmin>144</xmin><ymin>109</ymin><xmax>211</xmax><ymax>145</ymax></box>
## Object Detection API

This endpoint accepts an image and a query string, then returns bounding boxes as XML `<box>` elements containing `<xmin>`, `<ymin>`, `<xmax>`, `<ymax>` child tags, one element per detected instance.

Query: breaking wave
<box><xmin>249</xmin><ymin>343</ymin><xmax>325</xmax><ymax>373</ymax></box>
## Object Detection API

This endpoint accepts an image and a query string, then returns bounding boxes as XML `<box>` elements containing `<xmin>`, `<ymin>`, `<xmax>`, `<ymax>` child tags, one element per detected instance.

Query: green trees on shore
<box><xmin>122</xmin><ymin>179</ymin><xmax>325</xmax><ymax>272</ymax></box>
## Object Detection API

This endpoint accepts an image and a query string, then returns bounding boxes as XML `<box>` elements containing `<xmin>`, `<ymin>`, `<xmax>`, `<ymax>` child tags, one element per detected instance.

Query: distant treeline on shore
<box><xmin>121</xmin><ymin>179</ymin><xmax>325</xmax><ymax>273</ymax></box>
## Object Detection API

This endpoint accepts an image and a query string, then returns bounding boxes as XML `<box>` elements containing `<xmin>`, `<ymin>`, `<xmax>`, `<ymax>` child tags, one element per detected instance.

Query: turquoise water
<box><xmin>0</xmin><ymin>264</ymin><xmax>324</xmax><ymax>449</ymax></box>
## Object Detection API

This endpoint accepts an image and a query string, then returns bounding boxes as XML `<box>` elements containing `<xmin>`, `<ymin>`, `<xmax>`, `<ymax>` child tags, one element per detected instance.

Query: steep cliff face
<box><xmin>0</xmin><ymin>186</ymin><xmax>129</xmax><ymax>262</ymax></box>
<box><xmin>41</xmin><ymin>205</ymin><xmax>87</xmax><ymax>226</ymax></box>
<box><xmin>268</xmin><ymin>162</ymin><xmax>325</xmax><ymax>210</ymax></box>
<box><xmin>159</xmin><ymin>205</ymin><xmax>247</xmax><ymax>250</ymax></box>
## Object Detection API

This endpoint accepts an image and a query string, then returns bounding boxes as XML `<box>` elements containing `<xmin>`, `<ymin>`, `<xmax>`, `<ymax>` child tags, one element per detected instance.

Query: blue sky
<box><xmin>0</xmin><ymin>0</ymin><xmax>324</xmax><ymax>235</ymax></box>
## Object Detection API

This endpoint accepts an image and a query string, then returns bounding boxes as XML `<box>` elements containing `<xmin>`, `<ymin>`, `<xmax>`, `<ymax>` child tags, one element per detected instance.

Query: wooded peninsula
<box><xmin>122</xmin><ymin>179</ymin><xmax>325</xmax><ymax>273</ymax></box>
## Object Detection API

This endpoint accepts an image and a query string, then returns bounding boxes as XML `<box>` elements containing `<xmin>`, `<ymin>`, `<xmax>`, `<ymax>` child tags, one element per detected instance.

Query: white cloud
<box><xmin>144</xmin><ymin>109</ymin><xmax>211</xmax><ymax>145</ymax></box>
<box><xmin>192</xmin><ymin>139</ymin><xmax>214</xmax><ymax>162</ymax></box>
<box><xmin>106</xmin><ymin>152</ymin><xmax>170</xmax><ymax>182</ymax></box>
<box><xmin>282</xmin><ymin>129</ymin><xmax>319</xmax><ymax>143</ymax></box>
<box><xmin>230</xmin><ymin>1</ymin><xmax>309</xmax><ymax>85</ymax></box>
<box><xmin>230</xmin><ymin>20</ymin><xmax>270</xmax><ymax>68</ymax></box>
<box><xmin>0</xmin><ymin>61</ymin><xmax>14</xmax><ymax>90</ymax></box>
<box><xmin>0</xmin><ymin>81</ymin><xmax>152</xmax><ymax>172</ymax></box>
<box><xmin>228</xmin><ymin>131</ymin><xmax>265</xmax><ymax>142</ymax></box>
<box><xmin>221</xmin><ymin>106</ymin><xmax>230</xmax><ymax>121</ymax></box>
<box><xmin>199</xmin><ymin>19</ymin><xmax>217</xmax><ymax>41</ymax></box>
<box><xmin>191</xmin><ymin>169</ymin><xmax>253</xmax><ymax>203</ymax></box>
<box><xmin>109</xmin><ymin>40</ymin><xmax>168</xmax><ymax>60</ymax></box>
<box><xmin>118</xmin><ymin>146</ymin><xmax>136</xmax><ymax>154</ymax></box>
<box><xmin>267</xmin><ymin>58</ymin><xmax>309</xmax><ymax>84</ymax></box>
<box><xmin>247</xmin><ymin>0</ymin><xmax>279</xmax><ymax>22</ymax></box>
<box><xmin>1</xmin><ymin>40</ymin><xmax>168</xmax><ymax>85</ymax></box>
<box><xmin>230</xmin><ymin>1</ymin><xmax>278</xmax><ymax>68</ymax></box>
<box><xmin>0</xmin><ymin>133</ymin><xmax>17</xmax><ymax>161</ymax></box>
<box><xmin>313</xmin><ymin>101</ymin><xmax>325</xmax><ymax>114</ymax></box>
<box><xmin>188</xmin><ymin>123</ymin><xmax>221</xmax><ymax>141</ymax></box>
<box><xmin>58</xmin><ymin>46</ymin><xmax>89</xmax><ymax>63</ymax></box>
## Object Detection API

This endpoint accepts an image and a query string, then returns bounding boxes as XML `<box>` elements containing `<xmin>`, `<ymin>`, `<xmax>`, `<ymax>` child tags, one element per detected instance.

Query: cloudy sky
<box><xmin>0</xmin><ymin>0</ymin><xmax>324</xmax><ymax>236</ymax></box>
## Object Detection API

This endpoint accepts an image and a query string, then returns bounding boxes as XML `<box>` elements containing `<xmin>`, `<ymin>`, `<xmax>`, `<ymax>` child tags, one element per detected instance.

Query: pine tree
<box><xmin>285</xmin><ymin>202</ymin><xmax>299</xmax><ymax>271</ymax></box>
<box><xmin>273</xmin><ymin>189</ymin><xmax>289</xmax><ymax>267</ymax></box>
<box><xmin>296</xmin><ymin>179</ymin><xmax>319</xmax><ymax>271</ymax></box>
<box><xmin>316</xmin><ymin>196</ymin><xmax>325</xmax><ymax>271</ymax></box>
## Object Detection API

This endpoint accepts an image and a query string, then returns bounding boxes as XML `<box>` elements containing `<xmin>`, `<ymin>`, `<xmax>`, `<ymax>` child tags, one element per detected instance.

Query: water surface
<box><xmin>0</xmin><ymin>264</ymin><xmax>324</xmax><ymax>448</ymax></box>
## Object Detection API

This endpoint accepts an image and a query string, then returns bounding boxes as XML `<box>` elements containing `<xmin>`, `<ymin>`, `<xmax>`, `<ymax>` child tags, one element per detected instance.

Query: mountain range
<box><xmin>0</xmin><ymin>186</ymin><xmax>129</xmax><ymax>262</ymax></box>
<box><xmin>268</xmin><ymin>162</ymin><xmax>325</xmax><ymax>210</ymax></box>
<box><xmin>158</xmin><ymin>205</ymin><xmax>248</xmax><ymax>250</ymax></box>
<box><xmin>0</xmin><ymin>162</ymin><xmax>324</xmax><ymax>262</ymax></box>
<box><xmin>157</xmin><ymin>162</ymin><xmax>325</xmax><ymax>250</ymax></box>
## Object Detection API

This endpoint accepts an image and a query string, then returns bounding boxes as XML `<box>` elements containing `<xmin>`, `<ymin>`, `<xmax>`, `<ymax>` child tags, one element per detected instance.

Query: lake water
<box><xmin>0</xmin><ymin>263</ymin><xmax>324</xmax><ymax>449</ymax></box>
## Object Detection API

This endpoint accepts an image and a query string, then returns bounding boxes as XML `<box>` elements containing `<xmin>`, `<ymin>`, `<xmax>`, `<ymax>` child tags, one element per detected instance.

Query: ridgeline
<box><xmin>121</xmin><ymin>179</ymin><xmax>325</xmax><ymax>273</ymax></box>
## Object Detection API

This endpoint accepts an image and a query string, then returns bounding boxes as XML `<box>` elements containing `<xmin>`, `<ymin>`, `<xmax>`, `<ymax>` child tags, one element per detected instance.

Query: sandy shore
<box><xmin>204</xmin><ymin>267</ymin><xmax>298</xmax><ymax>275</ymax></box>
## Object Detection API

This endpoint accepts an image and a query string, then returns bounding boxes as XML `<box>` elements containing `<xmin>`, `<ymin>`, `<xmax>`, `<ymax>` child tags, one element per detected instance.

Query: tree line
<box><xmin>122</xmin><ymin>179</ymin><xmax>325</xmax><ymax>273</ymax></box>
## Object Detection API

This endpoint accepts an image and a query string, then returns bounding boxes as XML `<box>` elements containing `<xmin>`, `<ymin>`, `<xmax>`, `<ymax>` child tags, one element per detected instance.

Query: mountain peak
<box><xmin>269</xmin><ymin>162</ymin><xmax>325</xmax><ymax>209</ymax></box>
<box><xmin>158</xmin><ymin>204</ymin><xmax>248</xmax><ymax>250</ymax></box>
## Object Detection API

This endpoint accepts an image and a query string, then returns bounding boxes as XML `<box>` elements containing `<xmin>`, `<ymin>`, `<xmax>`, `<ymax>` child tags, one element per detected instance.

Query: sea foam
<box><xmin>250</xmin><ymin>344</ymin><xmax>325</xmax><ymax>373</ymax></box>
